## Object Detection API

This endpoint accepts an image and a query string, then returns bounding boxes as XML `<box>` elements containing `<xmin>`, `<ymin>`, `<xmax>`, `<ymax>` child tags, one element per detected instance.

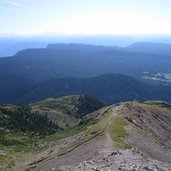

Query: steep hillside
<box><xmin>119</xmin><ymin>101</ymin><xmax>171</xmax><ymax>157</ymax></box>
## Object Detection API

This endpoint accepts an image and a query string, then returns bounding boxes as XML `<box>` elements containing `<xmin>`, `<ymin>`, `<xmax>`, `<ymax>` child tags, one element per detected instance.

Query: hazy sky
<box><xmin>1</xmin><ymin>0</ymin><xmax>171</xmax><ymax>35</ymax></box>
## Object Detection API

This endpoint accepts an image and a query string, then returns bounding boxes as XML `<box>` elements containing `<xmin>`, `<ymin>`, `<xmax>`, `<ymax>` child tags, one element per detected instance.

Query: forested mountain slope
<box><xmin>1</xmin><ymin>73</ymin><xmax>171</xmax><ymax>104</ymax></box>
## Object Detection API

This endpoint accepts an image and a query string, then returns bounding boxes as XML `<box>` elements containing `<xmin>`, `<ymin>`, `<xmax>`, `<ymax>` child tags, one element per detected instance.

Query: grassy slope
<box><xmin>0</xmin><ymin>95</ymin><xmax>104</xmax><ymax>170</ymax></box>
<box><xmin>109</xmin><ymin>117</ymin><xmax>131</xmax><ymax>149</ymax></box>
<box><xmin>31</xmin><ymin>95</ymin><xmax>104</xmax><ymax>128</ymax></box>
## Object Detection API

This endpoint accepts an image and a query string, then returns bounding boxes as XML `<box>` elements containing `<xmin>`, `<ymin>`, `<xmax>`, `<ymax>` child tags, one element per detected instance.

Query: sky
<box><xmin>0</xmin><ymin>0</ymin><xmax>171</xmax><ymax>35</ymax></box>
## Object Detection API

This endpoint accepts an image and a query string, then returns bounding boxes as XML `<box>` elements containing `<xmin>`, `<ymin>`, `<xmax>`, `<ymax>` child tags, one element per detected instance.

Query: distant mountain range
<box><xmin>0</xmin><ymin>42</ymin><xmax>47</xmax><ymax>57</ymax></box>
<box><xmin>126</xmin><ymin>42</ymin><xmax>171</xmax><ymax>56</ymax></box>
<box><xmin>0</xmin><ymin>35</ymin><xmax>135</xmax><ymax>57</ymax></box>
<box><xmin>0</xmin><ymin>43</ymin><xmax>171</xmax><ymax>82</ymax></box>
<box><xmin>0</xmin><ymin>43</ymin><xmax>171</xmax><ymax>104</ymax></box>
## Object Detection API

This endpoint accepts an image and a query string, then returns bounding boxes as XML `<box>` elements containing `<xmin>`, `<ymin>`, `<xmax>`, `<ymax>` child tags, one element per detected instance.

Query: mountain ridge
<box><xmin>0</xmin><ymin>43</ymin><xmax>171</xmax><ymax>83</ymax></box>
<box><xmin>126</xmin><ymin>42</ymin><xmax>171</xmax><ymax>56</ymax></box>
<box><xmin>0</xmin><ymin>95</ymin><xmax>171</xmax><ymax>170</ymax></box>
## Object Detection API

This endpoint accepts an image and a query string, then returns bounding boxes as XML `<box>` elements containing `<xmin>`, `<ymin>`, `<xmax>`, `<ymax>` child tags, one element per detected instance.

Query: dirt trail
<box><xmin>106</xmin><ymin>132</ymin><xmax>114</xmax><ymax>149</ymax></box>
<box><xmin>101</xmin><ymin>120</ymin><xmax>115</xmax><ymax>157</ymax></box>
<box><xmin>59</xmin><ymin>108</ymin><xmax>119</xmax><ymax>171</ymax></box>
<box><xmin>103</xmin><ymin>106</ymin><xmax>119</xmax><ymax>152</ymax></box>
<box><xmin>26</xmin><ymin>107</ymin><xmax>119</xmax><ymax>171</ymax></box>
